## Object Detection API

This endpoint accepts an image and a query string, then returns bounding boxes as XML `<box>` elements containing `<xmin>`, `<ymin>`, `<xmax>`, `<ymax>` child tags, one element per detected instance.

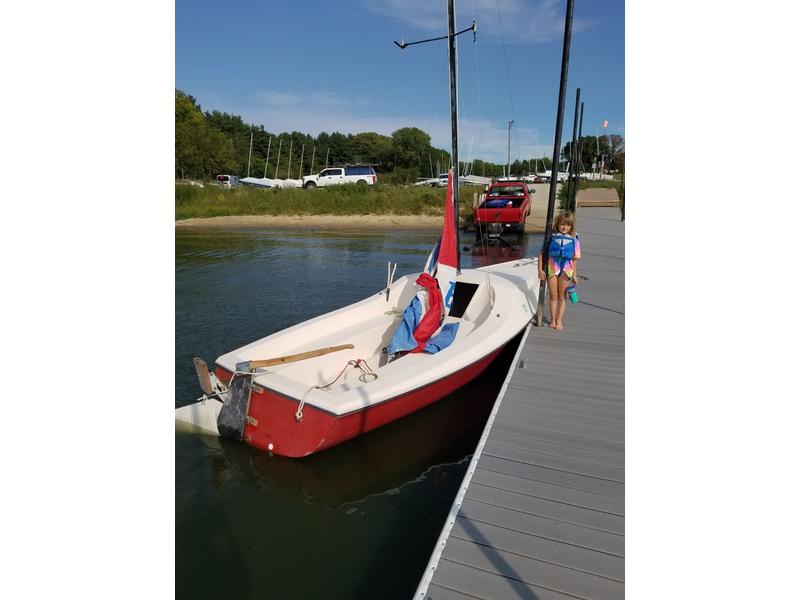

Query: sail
<box><xmin>435</xmin><ymin>169</ymin><xmax>458</xmax><ymax>314</ymax></box>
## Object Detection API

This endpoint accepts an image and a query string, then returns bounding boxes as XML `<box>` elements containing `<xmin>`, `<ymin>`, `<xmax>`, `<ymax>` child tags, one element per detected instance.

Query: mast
<box><xmin>286</xmin><ymin>139</ymin><xmax>293</xmax><ymax>179</ymax></box>
<box><xmin>298</xmin><ymin>143</ymin><xmax>305</xmax><ymax>179</ymax></box>
<box><xmin>507</xmin><ymin>120</ymin><xmax>514</xmax><ymax>179</ymax></box>
<box><xmin>566</xmin><ymin>87</ymin><xmax>580</xmax><ymax>206</ymax></box>
<box><xmin>246</xmin><ymin>130</ymin><xmax>253</xmax><ymax>177</ymax></box>
<box><xmin>572</xmin><ymin>101</ymin><xmax>584</xmax><ymax>211</ymax></box>
<box><xmin>535</xmin><ymin>0</ymin><xmax>574</xmax><ymax>326</ymax></box>
<box><xmin>447</xmin><ymin>0</ymin><xmax>461</xmax><ymax>273</ymax></box>
<box><xmin>274</xmin><ymin>138</ymin><xmax>282</xmax><ymax>179</ymax></box>
<box><xmin>263</xmin><ymin>136</ymin><xmax>271</xmax><ymax>178</ymax></box>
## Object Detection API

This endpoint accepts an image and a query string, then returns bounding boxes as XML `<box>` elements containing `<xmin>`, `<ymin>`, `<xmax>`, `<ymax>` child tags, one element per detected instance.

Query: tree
<box><xmin>351</xmin><ymin>132</ymin><xmax>392</xmax><ymax>167</ymax></box>
<box><xmin>327</xmin><ymin>132</ymin><xmax>354</xmax><ymax>165</ymax></box>
<box><xmin>175</xmin><ymin>89</ymin><xmax>239</xmax><ymax>179</ymax></box>
<box><xmin>391</xmin><ymin>127</ymin><xmax>431</xmax><ymax>171</ymax></box>
<box><xmin>562</xmin><ymin>134</ymin><xmax>625</xmax><ymax>173</ymax></box>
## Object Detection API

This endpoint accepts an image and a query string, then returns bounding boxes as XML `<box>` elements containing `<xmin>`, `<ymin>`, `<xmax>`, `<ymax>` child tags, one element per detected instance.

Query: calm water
<box><xmin>175</xmin><ymin>227</ymin><xmax>543</xmax><ymax>599</ymax></box>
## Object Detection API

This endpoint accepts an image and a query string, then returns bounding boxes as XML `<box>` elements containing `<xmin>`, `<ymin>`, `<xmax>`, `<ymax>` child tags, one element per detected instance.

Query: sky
<box><xmin>176</xmin><ymin>0</ymin><xmax>624</xmax><ymax>165</ymax></box>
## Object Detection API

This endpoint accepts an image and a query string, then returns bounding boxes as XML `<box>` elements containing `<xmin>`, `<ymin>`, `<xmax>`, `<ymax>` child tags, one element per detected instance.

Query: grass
<box><xmin>175</xmin><ymin>182</ymin><xmax>481</xmax><ymax>220</ymax></box>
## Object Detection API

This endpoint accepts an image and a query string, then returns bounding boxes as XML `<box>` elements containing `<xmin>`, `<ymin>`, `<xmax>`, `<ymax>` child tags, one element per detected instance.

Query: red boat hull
<box><xmin>214</xmin><ymin>346</ymin><xmax>504</xmax><ymax>458</ymax></box>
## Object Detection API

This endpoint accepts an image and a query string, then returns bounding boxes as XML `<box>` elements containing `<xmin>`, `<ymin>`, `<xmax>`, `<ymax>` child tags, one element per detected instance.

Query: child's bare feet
<box><xmin>555</xmin><ymin>322</ymin><xmax>564</xmax><ymax>330</ymax></box>
<box><xmin>549</xmin><ymin>321</ymin><xmax>558</xmax><ymax>329</ymax></box>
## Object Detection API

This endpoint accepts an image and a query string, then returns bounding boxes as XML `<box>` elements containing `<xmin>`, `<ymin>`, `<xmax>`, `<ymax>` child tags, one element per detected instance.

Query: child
<box><xmin>538</xmin><ymin>211</ymin><xmax>581</xmax><ymax>330</ymax></box>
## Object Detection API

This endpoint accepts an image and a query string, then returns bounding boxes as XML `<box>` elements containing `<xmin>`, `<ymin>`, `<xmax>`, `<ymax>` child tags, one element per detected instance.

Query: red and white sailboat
<box><xmin>175</xmin><ymin>1</ymin><xmax>540</xmax><ymax>457</ymax></box>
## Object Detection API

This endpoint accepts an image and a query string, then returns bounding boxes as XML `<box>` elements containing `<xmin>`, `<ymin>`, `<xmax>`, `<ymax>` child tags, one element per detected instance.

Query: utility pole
<box><xmin>535</xmin><ymin>0</ymin><xmax>574</xmax><ymax>327</ymax></box>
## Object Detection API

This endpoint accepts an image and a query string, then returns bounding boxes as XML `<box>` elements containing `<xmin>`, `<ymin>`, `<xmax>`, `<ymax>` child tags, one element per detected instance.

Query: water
<box><xmin>176</xmin><ymin>227</ymin><xmax>543</xmax><ymax>599</ymax></box>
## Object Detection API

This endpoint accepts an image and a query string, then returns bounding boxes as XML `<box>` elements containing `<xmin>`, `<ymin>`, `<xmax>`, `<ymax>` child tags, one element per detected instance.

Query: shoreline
<box><xmin>173</xmin><ymin>184</ymin><xmax>618</xmax><ymax>234</ymax></box>
<box><xmin>174</xmin><ymin>214</ymin><xmax>446</xmax><ymax>231</ymax></box>
<box><xmin>175</xmin><ymin>213</ymin><xmax>548</xmax><ymax>233</ymax></box>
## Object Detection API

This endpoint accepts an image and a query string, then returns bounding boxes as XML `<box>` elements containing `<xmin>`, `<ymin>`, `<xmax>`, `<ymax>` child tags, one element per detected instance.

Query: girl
<box><xmin>538</xmin><ymin>211</ymin><xmax>581</xmax><ymax>330</ymax></box>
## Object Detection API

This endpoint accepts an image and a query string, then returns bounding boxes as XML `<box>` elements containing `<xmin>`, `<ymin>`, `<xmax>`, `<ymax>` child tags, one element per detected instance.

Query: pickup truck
<box><xmin>473</xmin><ymin>180</ymin><xmax>532</xmax><ymax>239</ymax></box>
<box><xmin>302</xmin><ymin>164</ymin><xmax>376</xmax><ymax>189</ymax></box>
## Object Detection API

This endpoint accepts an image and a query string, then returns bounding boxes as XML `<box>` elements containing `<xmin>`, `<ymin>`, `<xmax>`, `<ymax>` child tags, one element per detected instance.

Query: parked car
<box><xmin>473</xmin><ymin>180</ymin><xmax>533</xmax><ymax>238</ymax></box>
<box><xmin>216</xmin><ymin>174</ymin><xmax>241</xmax><ymax>189</ymax></box>
<box><xmin>302</xmin><ymin>165</ymin><xmax>377</xmax><ymax>189</ymax></box>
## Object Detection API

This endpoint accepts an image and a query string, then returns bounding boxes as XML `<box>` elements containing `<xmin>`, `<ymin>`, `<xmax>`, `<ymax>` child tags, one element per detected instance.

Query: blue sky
<box><xmin>176</xmin><ymin>0</ymin><xmax>624</xmax><ymax>164</ymax></box>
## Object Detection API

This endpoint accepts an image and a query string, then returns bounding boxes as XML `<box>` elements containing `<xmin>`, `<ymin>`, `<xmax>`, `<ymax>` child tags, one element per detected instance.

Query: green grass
<box><xmin>175</xmin><ymin>183</ymin><xmax>480</xmax><ymax>220</ymax></box>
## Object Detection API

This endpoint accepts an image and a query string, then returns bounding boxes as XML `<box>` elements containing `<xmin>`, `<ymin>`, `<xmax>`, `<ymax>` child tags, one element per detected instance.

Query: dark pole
<box><xmin>447</xmin><ymin>0</ymin><xmax>461</xmax><ymax>273</ymax></box>
<box><xmin>535</xmin><ymin>0</ymin><xmax>574</xmax><ymax>326</ymax></box>
<box><xmin>565</xmin><ymin>87</ymin><xmax>580</xmax><ymax>209</ymax></box>
<box><xmin>572</xmin><ymin>100</ymin><xmax>585</xmax><ymax>212</ymax></box>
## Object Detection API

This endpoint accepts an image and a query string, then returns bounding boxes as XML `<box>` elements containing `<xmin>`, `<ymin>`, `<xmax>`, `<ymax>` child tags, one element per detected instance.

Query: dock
<box><xmin>418</xmin><ymin>206</ymin><xmax>625</xmax><ymax>599</ymax></box>
<box><xmin>576</xmin><ymin>187</ymin><xmax>620</xmax><ymax>208</ymax></box>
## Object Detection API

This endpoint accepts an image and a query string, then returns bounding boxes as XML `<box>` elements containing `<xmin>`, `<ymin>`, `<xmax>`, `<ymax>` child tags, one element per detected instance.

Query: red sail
<box><xmin>438</xmin><ymin>170</ymin><xmax>458</xmax><ymax>268</ymax></box>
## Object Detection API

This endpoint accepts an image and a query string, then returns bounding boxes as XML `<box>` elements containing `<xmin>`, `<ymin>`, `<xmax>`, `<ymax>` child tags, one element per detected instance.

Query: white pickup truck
<box><xmin>302</xmin><ymin>165</ymin><xmax>376</xmax><ymax>189</ymax></box>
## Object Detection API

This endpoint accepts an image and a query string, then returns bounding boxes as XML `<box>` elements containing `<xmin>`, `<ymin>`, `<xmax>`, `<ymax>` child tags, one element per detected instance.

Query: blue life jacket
<box><xmin>546</xmin><ymin>233</ymin><xmax>578</xmax><ymax>269</ymax></box>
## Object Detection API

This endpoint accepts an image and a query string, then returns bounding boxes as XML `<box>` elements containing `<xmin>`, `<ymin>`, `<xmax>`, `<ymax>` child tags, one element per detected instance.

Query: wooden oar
<box><xmin>237</xmin><ymin>344</ymin><xmax>355</xmax><ymax>372</ymax></box>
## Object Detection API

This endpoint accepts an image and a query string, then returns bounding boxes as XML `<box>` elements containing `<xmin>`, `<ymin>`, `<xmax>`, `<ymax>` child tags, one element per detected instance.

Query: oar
<box><xmin>236</xmin><ymin>344</ymin><xmax>354</xmax><ymax>372</ymax></box>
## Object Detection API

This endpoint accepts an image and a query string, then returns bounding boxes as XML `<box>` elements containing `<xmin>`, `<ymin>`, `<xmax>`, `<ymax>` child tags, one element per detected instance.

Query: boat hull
<box><xmin>215</xmin><ymin>345</ymin><xmax>505</xmax><ymax>458</ymax></box>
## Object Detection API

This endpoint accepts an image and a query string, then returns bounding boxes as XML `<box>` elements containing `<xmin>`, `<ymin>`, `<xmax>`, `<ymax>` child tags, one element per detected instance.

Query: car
<box><xmin>473</xmin><ymin>180</ymin><xmax>533</xmax><ymax>239</ymax></box>
<box><xmin>302</xmin><ymin>164</ymin><xmax>377</xmax><ymax>189</ymax></box>
<box><xmin>216</xmin><ymin>174</ymin><xmax>241</xmax><ymax>189</ymax></box>
<box><xmin>522</xmin><ymin>175</ymin><xmax>546</xmax><ymax>184</ymax></box>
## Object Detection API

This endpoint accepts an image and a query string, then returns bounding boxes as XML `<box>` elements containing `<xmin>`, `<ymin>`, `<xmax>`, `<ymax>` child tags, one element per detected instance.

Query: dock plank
<box><xmin>421</xmin><ymin>208</ymin><xmax>625</xmax><ymax>600</ymax></box>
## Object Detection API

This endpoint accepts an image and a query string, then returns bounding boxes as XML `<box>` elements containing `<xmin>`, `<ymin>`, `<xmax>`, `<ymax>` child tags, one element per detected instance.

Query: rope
<box><xmin>294</xmin><ymin>359</ymin><xmax>378</xmax><ymax>422</ymax></box>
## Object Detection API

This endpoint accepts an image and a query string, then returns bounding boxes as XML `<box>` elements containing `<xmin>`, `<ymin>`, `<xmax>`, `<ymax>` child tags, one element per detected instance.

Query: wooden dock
<box><xmin>576</xmin><ymin>187</ymin><xmax>620</xmax><ymax>208</ymax></box>
<box><xmin>418</xmin><ymin>207</ymin><xmax>625</xmax><ymax>600</ymax></box>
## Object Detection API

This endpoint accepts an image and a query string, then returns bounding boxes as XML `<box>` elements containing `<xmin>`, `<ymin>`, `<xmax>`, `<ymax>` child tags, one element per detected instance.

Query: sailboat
<box><xmin>175</xmin><ymin>0</ymin><xmax>540</xmax><ymax>457</ymax></box>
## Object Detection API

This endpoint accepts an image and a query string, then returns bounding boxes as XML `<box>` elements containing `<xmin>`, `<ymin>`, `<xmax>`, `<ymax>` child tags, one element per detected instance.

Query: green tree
<box><xmin>327</xmin><ymin>132</ymin><xmax>353</xmax><ymax>165</ymax></box>
<box><xmin>175</xmin><ymin>89</ymin><xmax>239</xmax><ymax>179</ymax></box>
<box><xmin>351</xmin><ymin>132</ymin><xmax>393</xmax><ymax>167</ymax></box>
<box><xmin>391</xmin><ymin>127</ymin><xmax>431</xmax><ymax>171</ymax></box>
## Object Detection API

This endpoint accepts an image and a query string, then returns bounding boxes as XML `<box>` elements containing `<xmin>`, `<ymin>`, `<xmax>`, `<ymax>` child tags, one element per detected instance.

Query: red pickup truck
<box><xmin>473</xmin><ymin>180</ymin><xmax>532</xmax><ymax>239</ymax></box>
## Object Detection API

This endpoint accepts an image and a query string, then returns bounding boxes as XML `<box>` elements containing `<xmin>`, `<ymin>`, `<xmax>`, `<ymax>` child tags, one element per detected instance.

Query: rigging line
<box><xmin>494</xmin><ymin>0</ymin><xmax>516</xmax><ymax>123</ymax></box>
<box><xmin>470</xmin><ymin>0</ymin><xmax>484</xmax><ymax>171</ymax></box>
<box><xmin>455</xmin><ymin>26</ymin><xmax>480</xmax><ymax>174</ymax></box>
<box><xmin>424</xmin><ymin>51</ymin><xmax>450</xmax><ymax>150</ymax></box>
<box><xmin>471</xmin><ymin>0</ymin><xmax>483</xmax><ymax>117</ymax></box>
